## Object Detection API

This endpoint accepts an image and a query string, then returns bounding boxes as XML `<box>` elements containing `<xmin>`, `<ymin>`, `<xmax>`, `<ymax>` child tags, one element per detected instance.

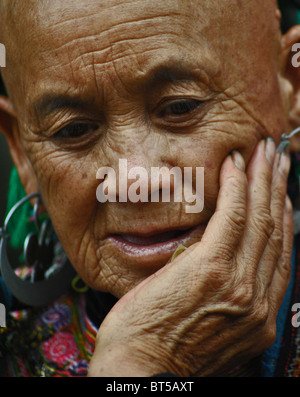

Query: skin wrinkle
<box><xmin>2</xmin><ymin>6</ymin><xmax>220</xmax><ymax>105</ymax></box>
<box><xmin>0</xmin><ymin>0</ymin><xmax>296</xmax><ymax>302</ymax></box>
<box><xmin>91</xmin><ymin>53</ymin><xmax>101</xmax><ymax>102</ymax></box>
<box><xmin>47</xmin><ymin>45</ymin><xmax>195</xmax><ymax>94</ymax></box>
<box><xmin>47</xmin><ymin>14</ymin><xmax>180</xmax><ymax>48</ymax></box>
<box><xmin>25</xmin><ymin>57</ymin><xmax>218</xmax><ymax>124</ymax></box>
<box><xmin>39</xmin><ymin>1</ymin><xmax>176</xmax><ymax>32</ymax></box>
<box><xmin>110</xmin><ymin>44</ymin><xmax>142</xmax><ymax>100</ymax></box>
<box><xmin>222</xmin><ymin>91</ymin><xmax>278</xmax><ymax>139</ymax></box>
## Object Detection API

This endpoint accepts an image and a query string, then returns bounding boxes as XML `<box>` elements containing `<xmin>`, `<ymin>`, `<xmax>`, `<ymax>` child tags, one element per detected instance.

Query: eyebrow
<box><xmin>145</xmin><ymin>64</ymin><xmax>199</xmax><ymax>88</ymax></box>
<box><xmin>32</xmin><ymin>95</ymin><xmax>92</xmax><ymax>120</ymax></box>
<box><xmin>31</xmin><ymin>63</ymin><xmax>200</xmax><ymax>119</ymax></box>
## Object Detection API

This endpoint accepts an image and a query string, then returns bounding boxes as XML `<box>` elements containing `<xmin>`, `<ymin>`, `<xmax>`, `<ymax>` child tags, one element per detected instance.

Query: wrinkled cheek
<box><xmin>93</xmin><ymin>242</ymin><xmax>158</xmax><ymax>297</ymax></box>
<box><xmin>30</xmin><ymin>151</ymin><xmax>99</xmax><ymax>254</ymax></box>
<box><xmin>174</xmin><ymin>129</ymin><xmax>258</xmax><ymax>214</ymax></box>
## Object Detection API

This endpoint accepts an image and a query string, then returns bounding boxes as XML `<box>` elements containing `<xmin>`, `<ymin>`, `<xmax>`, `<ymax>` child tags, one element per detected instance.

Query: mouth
<box><xmin>119</xmin><ymin>228</ymin><xmax>192</xmax><ymax>245</ymax></box>
<box><xmin>108</xmin><ymin>223</ymin><xmax>206</xmax><ymax>267</ymax></box>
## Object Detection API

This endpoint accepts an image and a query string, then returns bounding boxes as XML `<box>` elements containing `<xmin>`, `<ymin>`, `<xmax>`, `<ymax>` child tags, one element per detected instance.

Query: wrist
<box><xmin>87</xmin><ymin>343</ymin><xmax>170</xmax><ymax>377</ymax></box>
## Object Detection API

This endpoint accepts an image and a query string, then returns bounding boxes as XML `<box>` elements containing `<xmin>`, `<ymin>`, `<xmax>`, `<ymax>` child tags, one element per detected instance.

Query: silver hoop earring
<box><xmin>0</xmin><ymin>192</ymin><xmax>75</xmax><ymax>307</ymax></box>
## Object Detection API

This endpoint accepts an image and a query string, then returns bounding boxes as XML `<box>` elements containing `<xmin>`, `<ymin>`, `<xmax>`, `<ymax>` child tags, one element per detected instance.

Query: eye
<box><xmin>54</xmin><ymin>122</ymin><xmax>98</xmax><ymax>139</ymax></box>
<box><xmin>158</xmin><ymin>99</ymin><xmax>202</xmax><ymax>118</ymax></box>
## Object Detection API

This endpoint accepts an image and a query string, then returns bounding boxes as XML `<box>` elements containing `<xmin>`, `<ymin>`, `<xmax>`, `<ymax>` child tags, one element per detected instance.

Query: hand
<box><xmin>88</xmin><ymin>139</ymin><xmax>294</xmax><ymax>377</ymax></box>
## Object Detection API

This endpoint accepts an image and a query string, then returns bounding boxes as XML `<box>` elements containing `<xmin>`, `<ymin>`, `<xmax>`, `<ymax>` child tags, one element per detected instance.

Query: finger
<box><xmin>154</xmin><ymin>152</ymin><xmax>247</xmax><ymax>288</ymax></box>
<box><xmin>270</xmin><ymin>152</ymin><xmax>291</xmax><ymax>229</ymax></box>
<box><xmin>256</xmin><ymin>151</ymin><xmax>291</xmax><ymax>290</ymax></box>
<box><xmin>268</xmin><ymin>195</ymin><xmax>294</xmax><ymax>318</ymax></box>
<box><xmin>197</xmin><ymin>150</ymin><xmax>247</xmax><ymax>262</ymax></box>
<box><xmin>235</xmin><ymin>139</ymin><xmax>275</xmax><ymax>278</ymax></box>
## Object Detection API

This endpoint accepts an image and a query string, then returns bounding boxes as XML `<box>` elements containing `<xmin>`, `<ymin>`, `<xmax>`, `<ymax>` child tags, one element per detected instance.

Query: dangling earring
<box><xmin>277</xmin><ymin>127</ymin><xmax>300</xmax><ymax>152</ymax></box>
<box><xmin>0</xmin><ymin>192</ymin><xmax>75</xmax><ymax>307</ymax></box>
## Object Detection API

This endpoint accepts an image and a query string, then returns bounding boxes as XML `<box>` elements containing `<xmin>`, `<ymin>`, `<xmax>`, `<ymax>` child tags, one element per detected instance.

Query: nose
<box><xmin>96</xmin><ymin>156</ymin><xmax>178</xmax><ymax>204</ymax></box>
<box><xmin>119</xmin><ymin>158</ymin><xmax>151</xmax><ymax>203</ymax></box>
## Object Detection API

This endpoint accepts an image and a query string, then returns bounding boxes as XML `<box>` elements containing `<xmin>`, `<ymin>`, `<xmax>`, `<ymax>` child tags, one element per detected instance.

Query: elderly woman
<box><xmin>0</xmin><ymin>0</ymin><xmax>299</xmax><ymax>377</ymax></box>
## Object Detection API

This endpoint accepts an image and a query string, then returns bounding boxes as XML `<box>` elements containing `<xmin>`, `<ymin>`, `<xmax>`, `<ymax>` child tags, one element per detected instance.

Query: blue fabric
<box><xmin>0</xmin><ymin>276</ymin><xmax>12</xmax><ymax>311</ymax></box>
<box><xmin>261</xmin><ymin>243</ymin><xmax>297</xmax><ymax>377</ymax></box>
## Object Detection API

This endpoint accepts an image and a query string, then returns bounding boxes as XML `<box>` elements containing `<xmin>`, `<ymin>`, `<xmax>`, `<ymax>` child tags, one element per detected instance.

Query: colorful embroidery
<box><xmin>42</xmin><ymin>332</ymin><xmax>80</xmax><ymax>365</ymax></box>
<box><xmin>0</xmin><ymin>152</ymin><xmax>299</xmax><ymax>377</ymax></box>
<box><xmin>0</xmin><ymin>292</ymin><xmax>97</xmax><ymax>377</ymax></box>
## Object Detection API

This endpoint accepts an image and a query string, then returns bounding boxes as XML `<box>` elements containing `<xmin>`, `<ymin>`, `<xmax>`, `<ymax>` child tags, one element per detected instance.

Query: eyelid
<box><xmin>158</xmin><ymin>96</ymin><xmax>202</xmax><ymax>107</ymax></box>
<box><xmin>53</xmin><ymin>121</ymin><xmax>99</xmax><ymax>139</ymax></box>
<box><xmin>49</xmin><ymin>121</ymin><xmax>102</xmax><ymax>151</ymax></box>
<box><xmin>156</xmin><ymin>97</ymin><xmax>204</xmax><ymax>118</ymax></box>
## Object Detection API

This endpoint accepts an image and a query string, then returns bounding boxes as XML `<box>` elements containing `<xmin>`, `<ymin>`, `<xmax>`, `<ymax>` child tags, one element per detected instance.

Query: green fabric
<box><xmin>5</xmin><ymin>167</ymin><xmax>37</xmax><ymax>249</ymax></box>
<box><xmin>278</xmin><ymin>0</ymin><xmax>300</xmax><ymax>31</ymax></box>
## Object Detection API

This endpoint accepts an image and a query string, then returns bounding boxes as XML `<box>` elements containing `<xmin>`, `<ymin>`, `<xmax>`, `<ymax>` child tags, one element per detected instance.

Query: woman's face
<box><xmin>0</xmin><ymin>0</ymin><xmax>293</xmax><ymax>297</ymax></box>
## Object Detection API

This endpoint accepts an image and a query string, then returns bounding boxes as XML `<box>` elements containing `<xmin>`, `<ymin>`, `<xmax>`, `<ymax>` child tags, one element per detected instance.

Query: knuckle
<box><xmin>261</xmin><ymin>324</ymin><xmax>277</xmax><ymax>350</ymax></box>
<box><xmin>263</xmin><ymin>214</ymin><xmax>275</xmax><ymax>236</ymax></box>
<box><xmin>267</xmin><ymin>228</ymin><xmax>284</xmax><ymax>258</ymax></box>
<box><xmin>250</xmin><ymin>212</ymin><xmax>275</xmax><ymax>238</ymax></box>
<box><xmin>201</xmin><ymin>264</ymin><xmax>232</xmax><ymax>293</ymax></box>
<box><xmin>201</xmin><ymin>242</ymin><xmax>234</xmax><ymax>266</ymax></box>
<box><xmin>272</xmin><ymin>173</ymin><xmax>287</xmax><ymax>196</ymax></box>
<box><xmin>252</xmin><ymin>299</ymin><xmax>269</xmax><ymax>327</ymax></box>
<box><xmin>225</xmin><ymin>281</ymin><xmax>255</xmax><ymax>313</ymax></box>
<box><xmin>213</xmin><ymin>242</ymin><xmax>236</xmax><ymax>263</ymax></box>
<box><xmin>277</xmin><ymin>258</ymin><xmax>292</xmax><ymax>283</ymax></box>
<box><xmin>272</xmin><ymin>182</ymin><xmax>286</xmax><ymax>201</ymax></box>
<box><xmin>271</xmin><ymin>228</ymin><xmax>283</xmax><ymax>247</ymax></box>
<box><xmin>224</xmin><ymin>208</ymin><xmax>246</xmax><ymax>232</ymax></box>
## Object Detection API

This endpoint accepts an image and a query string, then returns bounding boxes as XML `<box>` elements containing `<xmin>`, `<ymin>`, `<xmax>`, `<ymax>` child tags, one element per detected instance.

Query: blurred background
<box><xmin>0</xmin><ymin>132</ymin><xmax>12</xmax><ymax>226</ymax></box>
<box><xmin>0</xmin><ymin>76</ymin><xmax>12</xmax><ymax>227</ymax></box>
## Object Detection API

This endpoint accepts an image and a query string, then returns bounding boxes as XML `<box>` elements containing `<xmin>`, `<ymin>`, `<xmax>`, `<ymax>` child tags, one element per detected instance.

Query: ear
<box><xmin>0</xmin><ymin>95</ymin><xmax>39</xmax><ymax>195</ymax></box>
<box><xmin>281</xmin><ymin>25</ymin><xmax>300</xmax><ymax>151</ymax></box>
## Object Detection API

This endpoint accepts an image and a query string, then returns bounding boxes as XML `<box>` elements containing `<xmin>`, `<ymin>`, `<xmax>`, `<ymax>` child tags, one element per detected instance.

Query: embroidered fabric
<box><xmin>0</xmin><ymin>152</ymin><xmax>300</xmax><ymax>377</ymax></box>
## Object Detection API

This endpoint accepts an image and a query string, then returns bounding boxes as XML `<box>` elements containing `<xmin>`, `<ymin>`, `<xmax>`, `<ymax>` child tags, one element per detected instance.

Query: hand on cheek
<box><xmin>88</xmin><ymin>139</ymin><xmax>293</xmax><ymax>377</ymax></box>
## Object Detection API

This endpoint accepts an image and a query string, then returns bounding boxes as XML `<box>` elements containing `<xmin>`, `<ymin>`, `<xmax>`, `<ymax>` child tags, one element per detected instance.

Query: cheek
<box><xmin>172</xmin><ymin>129</ymin><xmax>258</xmax><ymax>209</ymax></box>
<box><xmin>31</xmin><ymin>149</ymin><xmax>100</xmax><ymax>257</ymax></box>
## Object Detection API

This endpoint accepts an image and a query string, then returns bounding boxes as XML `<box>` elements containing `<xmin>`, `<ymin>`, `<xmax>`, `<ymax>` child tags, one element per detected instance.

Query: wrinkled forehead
<box><xmin>0</xmin><ymin>0</ymin><xmax>281</xmax><ymax>112</ymax></box>
<box><xmin>1</xmin><ymin>0</ymin><xmax>280</xmax><ymax>56</ymax></box>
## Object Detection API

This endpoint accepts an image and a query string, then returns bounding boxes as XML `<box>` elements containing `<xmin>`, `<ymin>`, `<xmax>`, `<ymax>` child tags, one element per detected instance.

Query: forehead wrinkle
<box><xmin>1</xmin><ymin>0</ymin><xmax>282</xmax><ymax>111</ymax></box>
<box><xmin>31</xmin><ymin>60</ymin><xmax>204</xmax><ymax>113</ymax></box>
<box><xmin>39</xmin><ymin>56</ymin><xmax>213</xmax><ymax>108</ymax></box>
<box><xmin>44</xmin><ymin>21</ymin><xmax>177</xmax><ymax>63</ymax></box>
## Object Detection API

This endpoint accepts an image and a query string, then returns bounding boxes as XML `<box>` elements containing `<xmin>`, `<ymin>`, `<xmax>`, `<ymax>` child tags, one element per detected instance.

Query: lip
<box><xmin>107</xmin><ymin>223</ymin><xmax>206</xmax><ymax>268</ymax></box>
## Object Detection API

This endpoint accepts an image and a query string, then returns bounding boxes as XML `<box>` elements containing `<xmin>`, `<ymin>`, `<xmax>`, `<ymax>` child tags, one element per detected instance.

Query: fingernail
<box><xmin>285</xmin><ymin>196</ymin><xmax>293</xmax><ymax>212</ymax></box>
<box><xmin>231</xmin><ymin>151</ymin><xmax>245</xmax><ymax>171</ymax></box>
<box><xmin>278</xmin><ymin>152</ymin><xmax>291</xmax><ymax>178</ymax></box>
<box><xmin>171</xmin><ymin>244</ymin><xmax>187</xmax><ymax>262</ymax></box>
<box><xmin>265</xmin><ymin>138</ymin><xmax>276</xmax><ymax>165</ymax></box>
